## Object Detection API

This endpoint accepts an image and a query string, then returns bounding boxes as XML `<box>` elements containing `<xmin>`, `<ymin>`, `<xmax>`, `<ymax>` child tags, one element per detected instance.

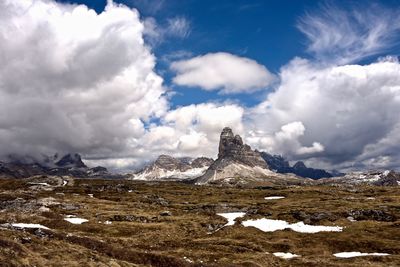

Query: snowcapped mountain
<box><xmin>128</xmin><ymin>155</ymin><xmax>214</xmax><ymax>180</ymax></box>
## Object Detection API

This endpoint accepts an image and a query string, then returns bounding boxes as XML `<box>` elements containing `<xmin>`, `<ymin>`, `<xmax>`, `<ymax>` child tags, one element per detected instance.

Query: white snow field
<box><xmin>264</xmin><ymin>196</ymin><xmax>285</xmax><ymax>200</ymax></box>
<box><xmin>334</xmin><ymin>252</ymin><xmax>390</xmax><ymax>258</ymax></box>
<box><xmin>273</xmin><ymin>252</ymin><xmax>300</xmax><ymax>259</ymax></box>
<box><xmin>242</xmin><ymin>218</ymin><xmax>343</xmax><ymax>233</ymax></box>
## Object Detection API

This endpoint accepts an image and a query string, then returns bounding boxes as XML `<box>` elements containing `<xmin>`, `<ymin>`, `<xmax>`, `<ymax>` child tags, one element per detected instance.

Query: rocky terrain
<box><xmin>0</xmin><ymin>178</ymin><xmax>399</xmax><ymax>266</ymax></box>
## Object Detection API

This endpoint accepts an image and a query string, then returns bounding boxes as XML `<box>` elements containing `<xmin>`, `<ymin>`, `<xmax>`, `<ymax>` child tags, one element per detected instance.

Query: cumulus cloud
<box><xmin>0</xmin><ymin>0</ymin><xmax>167</xmax><ymax>160</ymax></box>
<box><xmin>248</xmin><ymin>57</ymin><xmax>400</xmax><ymax>170</ymax></box>
<box><xmin>143</xmin><ymin>103</ymin><xmax>245</xmax><ymax>157</ymax></box>
<box><xmin>247</xmin><ymin>122</ymin><xmax>324</xmax><ymax>159</ymax></box>
<box><xmin>297</xmin><ymin>3</ymin><xmax>400</xmax><ymax>64</ymax></box>
<box><xmin>171</xmin><ymin>52</ymin><xmax>275</xmax><ymax>94</ymax></box>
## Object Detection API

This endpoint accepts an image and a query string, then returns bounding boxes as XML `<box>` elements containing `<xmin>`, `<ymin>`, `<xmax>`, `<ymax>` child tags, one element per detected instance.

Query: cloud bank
<box><xmin>0</xmin><ymin>0</ymin><xmax>167</xmax><ymax>160</ymax></box>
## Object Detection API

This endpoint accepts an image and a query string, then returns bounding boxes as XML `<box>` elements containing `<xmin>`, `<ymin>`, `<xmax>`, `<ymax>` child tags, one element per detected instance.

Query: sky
<box><xmin>1</xmin><ymin>0</ymin><xmax>400</xmax><ymax>172</ymax></box>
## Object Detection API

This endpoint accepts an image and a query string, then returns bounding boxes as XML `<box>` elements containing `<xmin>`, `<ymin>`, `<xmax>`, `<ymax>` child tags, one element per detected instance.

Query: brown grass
<box><xmin>0</xmin><ymin>178</ymin><xmax>399</xmax><ymax>266</ymax></box>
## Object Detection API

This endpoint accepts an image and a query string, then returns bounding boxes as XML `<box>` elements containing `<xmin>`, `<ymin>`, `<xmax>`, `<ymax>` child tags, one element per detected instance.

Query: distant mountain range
<box><xmin>0</xmin><ymin>153</ymin><xmax>110</xmax><ymax>178</ymax></box>
<box><xmin>260</xmin><ymin>152</ymin><xmax>340</xmax><ymax>179</ymax></box>
<box><xmin>1</xmin><ymin>127</ymin><xmax>399</xmax><ymax>186</ymax></box>
<box><xmin>127</xmin><ymin>127</ymin><xmax>399</xmax><ymax>186</ymax></box>
<box><xmin>127</xmin><ymin>155</ymin><xmax>213</xmax><ymax>180</ymax></box>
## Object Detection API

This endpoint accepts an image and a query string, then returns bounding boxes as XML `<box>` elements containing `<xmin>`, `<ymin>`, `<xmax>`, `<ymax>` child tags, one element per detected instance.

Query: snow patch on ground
<box><xmin>62</xmin><ymin>180</ymin><xmax>68</xmax><ymax>186</ymax></box>
<box><xmin>242</xmin><ymin>218</ymin><xmax>343</xmax><ymax>233</ymax></box>
<box><xmin>265</xmin><ymin>196</ymin><xmax>285</xmax><ymax>200</ymax></box>
<box><xmin>334</xmin><ymin>252</ymin><xmax>390</xmax><ymax>258</ymax></box>
<box><xmin>10</xmin><ymin>223</ymin><xmax>50</xmax><ymax>230</ymax></box>
<box><xmin>273</xmin><ymin>252</ymin><xmax>300</xmax><ymax>259</ymax></box>
<box><xmin>64</xmin><ymin>215</ymin><xmax>89</xmax><ymax>224</ymax></box>
<box><xmin>88</xmin><ymin>194</ymin><xmax>94</xmax><ymax>198</ymax></box>
<box><xmin>217</xmin><ymin>212</ymin><xmax>246</xmax><ymax>227</ymax></box>
<box><xmin>29</xmin><ymin>182</ymin><xmax>50</xmax><ymax>186</ymax></box>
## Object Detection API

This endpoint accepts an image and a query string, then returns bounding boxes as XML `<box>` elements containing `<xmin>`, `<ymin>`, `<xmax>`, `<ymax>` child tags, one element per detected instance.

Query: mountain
<box><xmin>195</xmin><ymin>127</ymin><xmax>306</xmax><ymax>185</ymax></box>
<box><xmin>0</xmin><ymin>153</ymin><xmax>109</xmax><ymax>178</ymax></box>
<box><xmin>260</xmin><ymin>152</ymin><xmax>334</xmax><ymax>179</ymax></box>
<box><xmin>128</xmin><ymin>155</ymin><xmax>214</xmax><ymax>180</ymax></box>
<box><xmin>319</xmin><ymin>170</ymin><xmax>400</xmax><ymax>186</ymax></box>
<box><xmin>55</xmin><ymin>153</ymin><xmax>86</xmax><ymax>168</ymax></box>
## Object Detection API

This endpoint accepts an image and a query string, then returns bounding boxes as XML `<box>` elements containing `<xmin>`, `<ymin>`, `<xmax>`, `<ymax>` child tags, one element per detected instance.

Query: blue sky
<box><xmin>55</xmin><ymin>0</ymin><xmax>321</xmax><ymax>107</ymax></box>
<box><xmin>55</xmin><ymin>0</ymin><xmax>400</xmax><ymax>109</ymax></box>
<box><xmin>2</xmin><ymin>0</ymin><xmax>400</xmax><ymax>171</ymax></box>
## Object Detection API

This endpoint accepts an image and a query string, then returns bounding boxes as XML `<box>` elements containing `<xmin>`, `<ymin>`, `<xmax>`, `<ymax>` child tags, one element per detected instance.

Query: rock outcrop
<box><xmin>196</xmin><ymin>127</ymin><xmax>304</xmax><ymax>185</ymax></box>
<box><xmin>129</xmin><ymin>155</ymin><xmax>213</xmax><ymax>181</ymax></box>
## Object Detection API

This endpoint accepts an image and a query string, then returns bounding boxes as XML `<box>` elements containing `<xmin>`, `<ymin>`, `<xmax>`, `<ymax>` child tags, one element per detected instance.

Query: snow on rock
<box><xmin>10</xmin><ymin>223</ymin><xmax>50</xmax><ymax>230</ymax></box>
<box><xmin>273</xmin><ymin>252</ymin><xmax>300</xmax><ymax>259</ymax></box>
<box><xmin>62</xmin><ymin>180</ymin><xmax>68</xmax><ymax>186</ymax></box>
<box><xmin>29</xmin><ymin>182</ymin><xmax>50</xmax><ymax>186</ymax></box>
<box><xmin>265</xmin><ymin>196</ymin><xmax>285</xmax><ymax>200</ymax></box>
<box><xmin>347</xmin><ymin>216</ymin><xmax>356</xmax><ymax>222</ymax></box>
<box><xmin>64</xmin><ymin>215</ymin><xmax>89</xmax><ymax>224</ymax></box>
<box><xmin>133</xmin><ymin>166</ymin><xmax>209</xmax><ymax>180</ymax></box>
<box><xmin>334</xmin><ymin>252</ymin><xmax>390</xmax><ymax>258</ymax></box>
<box><xmin>88</xmin><ymin>194</ymin><xmax>94</xmax><ymax>198</ymax></box>
<box><xmin>217</xmin><ymin>212</ymin><xmax>246</xmax><ymax>227</ymax></box>
<box><xmin>242</xmin><ymin>218</ymin><xmax>343</xmax><ymax>233</ymax></box>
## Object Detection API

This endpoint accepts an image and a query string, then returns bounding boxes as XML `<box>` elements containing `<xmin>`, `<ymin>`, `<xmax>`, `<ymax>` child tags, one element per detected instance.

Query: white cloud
<box><xmin>248</xmin><ymin>57</ymin><xmax>400</xmax><ymax>169</ymax></box>
<box><xmin>171</xmin><ymin>52</ymin><xmax>275</xmax><ymax>94</ymax></box>
<box><xmin>143</xmin><ymin>16</ymin><xmax>190</xmax><ymax>45</ymax></box>
<box><xmin>247</xmin><ymin>122</ymin><xmax>324</xmax><ymax>158</ymax></box>
<box><xmin>0</xmin><ymin>0</ymin><xmax>167</xmax><ymax>160</ymax></box>
<box><xmin>166</xmin><ymin>17</ymin><xmax>191</xmax><ymax>38</ymax></box>
<box><xmin>297</xmin><ymin>4</ymin><xmax>400</xmax><ymax>64</ymax></box>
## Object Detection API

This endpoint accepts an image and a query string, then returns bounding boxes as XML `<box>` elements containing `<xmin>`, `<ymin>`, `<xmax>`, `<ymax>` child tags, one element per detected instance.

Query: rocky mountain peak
<box><xmin>196</xmin><ymin>127</ymin><xmax>275</xmax><ymax>184</ymax></box>
<box><xmin>293</xmin><ymin>161</ymin><xmax>307</xmax><ymax>170</ymax></box>
<box><xmin>55</xmin><ymin>153</ymin><xmax>86</xmax><ymax>168</ymax></box>
<box><xmin>217</xmin><ymin>128</ymin><xmax>266</xmax><ymax>167</ymax></box>
<box><xmin>154</xmin><ymin>155</ymin><xmax>188</xmax><ymax>171</ymax></box>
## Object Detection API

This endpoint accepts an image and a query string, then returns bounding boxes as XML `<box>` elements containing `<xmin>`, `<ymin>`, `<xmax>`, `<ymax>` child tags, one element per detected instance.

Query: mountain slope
<box><xmin>128</xmin><ymin>155</ymin><xmax>213</xmax><ymax>180</ymax></box>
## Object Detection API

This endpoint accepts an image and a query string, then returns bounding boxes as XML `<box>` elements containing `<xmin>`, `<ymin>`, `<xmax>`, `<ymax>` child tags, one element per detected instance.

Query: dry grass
<box><xmin>0</xmin><ymin>178</ymin><xmax>399</xmax><ymax>266</ymax></box>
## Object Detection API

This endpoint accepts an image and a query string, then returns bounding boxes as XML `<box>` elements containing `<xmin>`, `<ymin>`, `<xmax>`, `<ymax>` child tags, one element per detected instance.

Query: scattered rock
<box><xmin>291</xmin><ymin>211</ymin><xmax>339</xmax><ymax>224</ymax></box>
<box><xmin>142</xmin><ymin>195</ymin><xmax>169</xmax><ymax>206</ymax></box>
<box><xmin>160</xmin><ymin>211</ymin><xmax>172</xmax><ymax>216</ymax></box>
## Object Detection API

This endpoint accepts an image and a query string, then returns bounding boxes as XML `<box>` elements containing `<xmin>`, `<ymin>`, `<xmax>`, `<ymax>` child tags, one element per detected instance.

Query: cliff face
<box><xmin>217</xmin><ymin>127</ymin><xmax>267</xmax><ymax>167</ymax></box>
